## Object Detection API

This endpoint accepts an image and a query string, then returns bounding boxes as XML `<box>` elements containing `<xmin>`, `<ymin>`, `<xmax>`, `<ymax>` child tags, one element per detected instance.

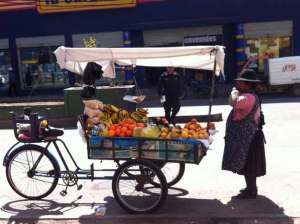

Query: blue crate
<box><xmin>89</xmin><ymin>136</ymin><xmax>138</xmax><ymax>159</ymax></box>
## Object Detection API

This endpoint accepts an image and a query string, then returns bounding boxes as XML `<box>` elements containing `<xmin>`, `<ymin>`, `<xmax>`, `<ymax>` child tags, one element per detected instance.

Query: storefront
<box><xmin>16</xmin><ymin>35</ymin><xmax>67</xmax><ymax>89</ymax></box>
<box><xmin>244</xmin><ymin>21</ymin><xmax>293</xmax><ymax>74</ymax></box>
<box><xmin>142</xmin><ymin>26</ymin><xmax>224</xmax><ymax>87</ymax></box>
<box><xmin>0</xmin><ymin>39</ymin><xmax>10</xmax><ymax>88</ymax></box>
<box><xmin>143</xmin><ymin>26</ymin><xmax>223</xmax><ymax>47</ymax></box>
<box><xmin>1</xmin><ymin>0</ymin><xmax>300</xmax><ymax>94</ymax></box>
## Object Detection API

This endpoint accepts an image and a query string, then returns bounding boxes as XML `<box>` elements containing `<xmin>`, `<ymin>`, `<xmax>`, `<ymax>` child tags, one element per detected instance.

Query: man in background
<box><xmin>158</xmin><ymin>67</ymin><xmax>184</xmax><ymax>125</ymax></box>
<box><xmin>8</xmin><ymin>67</ymin><xmax>18</xmax><ymax>97</ymax></box>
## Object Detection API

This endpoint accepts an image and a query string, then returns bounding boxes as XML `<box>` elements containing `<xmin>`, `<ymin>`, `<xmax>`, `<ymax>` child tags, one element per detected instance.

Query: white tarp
<box><xmin>54</xmin><ymin>45</ymin><xmax>225</xmax><ymax>78</ymax></box>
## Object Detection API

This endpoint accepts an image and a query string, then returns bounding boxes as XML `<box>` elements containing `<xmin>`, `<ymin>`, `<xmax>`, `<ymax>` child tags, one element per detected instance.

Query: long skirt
<box><xmin>238</xmin><ymin>130</ymin><xmax>266</xmax><ymax>177</ymax></box>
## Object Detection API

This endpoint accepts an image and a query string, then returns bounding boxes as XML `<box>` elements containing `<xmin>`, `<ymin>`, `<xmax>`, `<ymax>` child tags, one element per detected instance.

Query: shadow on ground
<box><xmin>1</xmin><ymin>187</ymin><xmax>294</xmax><ymax>224</ymax></box>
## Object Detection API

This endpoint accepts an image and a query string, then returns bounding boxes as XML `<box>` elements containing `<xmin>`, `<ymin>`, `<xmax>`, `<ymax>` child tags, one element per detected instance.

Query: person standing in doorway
<box><xmin>25</xmin><ymin>67</ymin><xmax>32</xmax><ymax>87</ymax></box>
<box><xmin>8</xmin><ymin>67</ymin><xmax>18</xmax><ymax>97</ymax></box>
<box><xmin>222</xmin><ymin>69</ymin><xmax>266</xmax><ymax>199</ymax></box>
<box><xmin>158</xmin><ymin>67</ymin><xmax>184</xmax><ymax>125</ymax></box>
<box><xmin>124</xmin><ymin>66</ymin><xmax>134</xmax><ymax>85</ymax></box>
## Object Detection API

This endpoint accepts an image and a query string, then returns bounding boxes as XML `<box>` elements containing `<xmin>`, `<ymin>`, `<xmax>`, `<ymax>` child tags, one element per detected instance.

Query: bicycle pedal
<box><xmin>77</xmin><ymin>184</ymin><xmax>83</xmax><ymax>191</ymax></box>
<box><xmin>60</xmin><ymin>190</ymin><xmax>67</xmax><ymax>197</ymax></box>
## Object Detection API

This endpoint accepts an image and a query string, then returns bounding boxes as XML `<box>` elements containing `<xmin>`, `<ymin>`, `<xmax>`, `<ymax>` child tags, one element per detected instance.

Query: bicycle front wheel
<box><xmin>6</xmin><ymin>144</ymin><xmax>60</xmax><ymax>199</ymax></box>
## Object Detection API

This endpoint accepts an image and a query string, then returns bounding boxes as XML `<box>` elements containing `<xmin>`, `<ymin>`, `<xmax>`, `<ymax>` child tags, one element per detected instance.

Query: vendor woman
<box><xmin>222</xmin><ymin>69</ymin><xmax>266</xmax><ymax>199</ymax></box>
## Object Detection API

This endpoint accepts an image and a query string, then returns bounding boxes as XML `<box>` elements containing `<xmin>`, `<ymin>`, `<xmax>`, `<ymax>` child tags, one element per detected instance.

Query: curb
<box><xmin>0</xmin><ymin>216</ymin><xmax>299</xmax><ymax>224</ymax></box>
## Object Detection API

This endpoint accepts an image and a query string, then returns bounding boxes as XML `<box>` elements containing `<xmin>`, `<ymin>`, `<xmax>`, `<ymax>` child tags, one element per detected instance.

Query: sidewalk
<box><xmin>1</xmin><ymin>102</ymin><xmax>300</xmax><ymax>223</ymax></box>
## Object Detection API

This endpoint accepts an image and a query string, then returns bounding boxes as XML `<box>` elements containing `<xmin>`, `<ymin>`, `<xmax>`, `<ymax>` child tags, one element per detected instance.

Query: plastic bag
<box><xmin>77</xmin><ymin>121</ymin><xmax>87</xmax><ymax>143</ymax></box>
<box><xmin>123</xmin><ymin>95</ymin><xmax>146</xmax><ymax>103</ymax></box>
<box><xmin>84</xmin><ymin>107</ymin><xmax>104</xmax><ymax>118</ymax></box>
<box><xmin>83</xmin><ymin>99</ymin><xmax>104</xmax><ymax>110</ymax></box>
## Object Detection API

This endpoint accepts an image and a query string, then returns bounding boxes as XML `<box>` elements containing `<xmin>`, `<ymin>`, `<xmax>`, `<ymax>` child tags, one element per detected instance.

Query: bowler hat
<box><xmin>235</xmin><ymin>69</ymin><xmax>261</xmax><ymax>83</ymax></box>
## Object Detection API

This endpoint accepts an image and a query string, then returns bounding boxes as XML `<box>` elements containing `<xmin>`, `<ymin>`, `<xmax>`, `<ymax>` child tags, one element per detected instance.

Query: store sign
<box><xmin>282</xmin><ymin>63</ymin><xmax>296</xmax><ymax>73</ymax></box>
<box><xmin>37</xmin><ymin>0</ymin><xmax>137</xmax><ymax>14</ymax></box>
<box><xmin>183</xmin><ymin>35</ymin><xmax>222</xmax><ymax>45</ymax></box>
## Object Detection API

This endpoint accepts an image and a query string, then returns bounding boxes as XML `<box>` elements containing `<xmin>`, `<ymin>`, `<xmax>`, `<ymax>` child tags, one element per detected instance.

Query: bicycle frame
<box><xmin>3</xmin><ymin>138</ymin><xmax>122</xmax><ymax>181</ymax></box>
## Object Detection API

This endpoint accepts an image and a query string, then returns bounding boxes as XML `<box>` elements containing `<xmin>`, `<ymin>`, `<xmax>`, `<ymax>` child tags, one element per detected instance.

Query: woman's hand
<box><xmin>228</xmin><ymin>87</ymin><xmax>240</xmax><ymax>106</ymax></box>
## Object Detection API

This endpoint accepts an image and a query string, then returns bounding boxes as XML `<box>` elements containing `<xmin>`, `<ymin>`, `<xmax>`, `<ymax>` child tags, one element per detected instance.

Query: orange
<box><xmin>189</xmin><ymin>123</ymin><xmax>197</xmax><ymax>130</ymax></box>
<box><xmin>161</xmin><ymin>127</ymin><xmax>169</xmax><ymax>133</ymax></box>
<box><xmin>129</xmin><ymin>124</ymin><xmax>136</xmax><ymax>130</ymax></box>
<box><xmin>115</xmin><ymin>128</ymin><xmax>121</xmax><ymax>136</ymax></box>
<box><xmin>126</xmin><ymin>130</ymin><xmax>133</xmax><ymax>137</ymax></box>
<box><xmin>181</xmin><ymin>131</ymin><xmax>189</xmax><ymax>138</ymax></box>
<box><xmin>108</xmin><ymin>130</ymin><xmax>115</xmax><ymax>137</ymax></box>
<box><xmin>136</xmin><ymin>123</ymin><xmax>145</xmax><ymax>128</ymax></box>
<box><xmin>160</xmin><ymin>132</ymin><xmax>168</xmax><ymax>138</ymax></box>
<box><xmin>121</xmin><ymin>126</ymin><xmax>128</xmax><ymax>132</ymax></box>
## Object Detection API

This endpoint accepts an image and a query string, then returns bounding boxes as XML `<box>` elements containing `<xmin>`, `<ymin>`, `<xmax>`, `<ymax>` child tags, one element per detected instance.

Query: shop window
<box><xmin>0</xmin><ymin>49</ymin><xmax>11</xmax><ymax>88</ymax></box>
<box><xmin>19</xmin><ymin>46</ymin><xmax>68</xmax><ymax>88</ymax></box>
<box><xmin>245</xmin><ymin>37</ymin><xmax>292</xmax><ymax>73</ymax></box>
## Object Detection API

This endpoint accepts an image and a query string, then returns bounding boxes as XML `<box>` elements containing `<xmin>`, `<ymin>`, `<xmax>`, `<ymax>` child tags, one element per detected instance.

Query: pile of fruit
<box><xmin>107</xmin><ymin>119</ymin><xmax>145</xmax><ymax>137</ymax></box>
<box><xmin>85</xmin><ymin>102</ymin><xmax>149</xmax><ymax>137</ymax></box>
<box><xmin>159</xmin><ymin>119</ymin><xmax>211</xmax><ymax>140</ymax></box>
<box><xmin>85</xmin><ymin>102</ymin><xmax>216</xmax><ymax>141</ymax></box>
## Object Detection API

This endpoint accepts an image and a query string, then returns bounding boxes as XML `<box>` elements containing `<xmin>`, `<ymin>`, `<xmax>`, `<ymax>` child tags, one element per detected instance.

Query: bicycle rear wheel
<box><xmin>151</xmin><ymin>162</ymin><xmax>185</xmax><ymax>187</ymax></box>
<box><xmin>6</xmin><ymin>144</ymin><xmax>60</xmax><ymax>199</ymax></box>
<box><xmin>112</xmin><ymin>159</ymin><xmax>167</xmax><ymax>214</ymax></box>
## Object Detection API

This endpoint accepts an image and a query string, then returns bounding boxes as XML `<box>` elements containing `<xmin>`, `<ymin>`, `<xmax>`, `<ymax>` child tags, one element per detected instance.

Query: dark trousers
<box><xmin>163</xmin><ymin>100</ymin><xmax>181</xmax><ymax>125</ymax></box>
<box><xmin>8</xmin><ymin>83</ymin><xmax>18</xmax><ymax>97</ymax></box>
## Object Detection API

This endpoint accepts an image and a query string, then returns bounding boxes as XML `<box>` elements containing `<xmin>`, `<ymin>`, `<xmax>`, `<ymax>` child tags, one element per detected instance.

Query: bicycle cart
<box><xmin>3</xmin><ymin>45</ymin><xmax>225</xmax><ymax>214</ymax></box>
<box><xmin>3</xmin><ymin>112</ymin><xmax>208</xmax><ymax>214</ymax></box>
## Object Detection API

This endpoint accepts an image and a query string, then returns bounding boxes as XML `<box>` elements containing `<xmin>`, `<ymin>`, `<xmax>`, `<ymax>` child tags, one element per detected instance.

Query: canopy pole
<box><xmin>207</xmin><ymin>50</ymin><xmax>217</xmax><ymax>125</ymax></box>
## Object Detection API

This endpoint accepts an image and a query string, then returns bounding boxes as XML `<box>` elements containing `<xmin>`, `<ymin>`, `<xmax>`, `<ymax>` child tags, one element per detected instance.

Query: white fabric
<box><xmin>54</xmin><ymin>45</ymin><xmax>225</xmax><ymax>78</ymax></box>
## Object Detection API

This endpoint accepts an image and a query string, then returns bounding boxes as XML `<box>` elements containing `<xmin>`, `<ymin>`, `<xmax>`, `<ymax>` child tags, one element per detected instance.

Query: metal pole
<box><xmin>208</xmin><ymin>50</ymin><xmax>217</xmax><ymax>124</ymax></box>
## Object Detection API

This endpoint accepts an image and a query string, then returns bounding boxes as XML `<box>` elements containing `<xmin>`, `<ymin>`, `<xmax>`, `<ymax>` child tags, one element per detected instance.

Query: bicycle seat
<box><xmin>43</xmin><ymin>128</ymin><xmax>64</xmax><ymax>138</ymax></box>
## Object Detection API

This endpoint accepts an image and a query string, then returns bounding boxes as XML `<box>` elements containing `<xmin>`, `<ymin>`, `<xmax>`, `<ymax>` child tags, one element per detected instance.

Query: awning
<box><xmin>54</xmin><ymin>45</ymin><xmax>225</xmax><ymax>78</ymax></box>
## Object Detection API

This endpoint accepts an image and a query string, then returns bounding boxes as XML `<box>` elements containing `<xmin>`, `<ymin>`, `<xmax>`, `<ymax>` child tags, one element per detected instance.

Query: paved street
<box><xmin>0</xmin><ymin>98</ymin><xmax>300</xmax><ymax>223</ymax></box>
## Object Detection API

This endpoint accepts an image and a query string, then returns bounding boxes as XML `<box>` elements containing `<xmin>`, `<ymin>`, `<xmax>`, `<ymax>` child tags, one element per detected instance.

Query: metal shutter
<box><xmin>244</xmin><ymin>21</ymin><xmax>293</xmax><ymax>39</ymax></box>
<box><xmin>143</xmin><ymin>26</ymin><xmax>223</xmax><ymax>46</ymax></box>
<box><xmin>16</xmin><ymin>35</ymin><xmax>65</xmax><ymax>47</ymax></box>
<box><xmin>0</xmin><ymin>39</ymin><xmax>8</xmax><ymax>49</ymax></box>
<box><xmin>72</xmin><ymin>32</ymin><xmax>123</xmax><ymax>48</ymax></box>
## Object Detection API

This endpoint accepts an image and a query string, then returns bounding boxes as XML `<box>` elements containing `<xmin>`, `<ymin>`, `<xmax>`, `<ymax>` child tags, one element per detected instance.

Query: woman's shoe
<box><xmin>234</xmin><ymin>190</ymin><xmax>257</xmax><ymax>199</ymax></box>
<box><xmin>239</xmin><ymin>188</ymin><xmax>248</xmax><ymax>194</ymax></box>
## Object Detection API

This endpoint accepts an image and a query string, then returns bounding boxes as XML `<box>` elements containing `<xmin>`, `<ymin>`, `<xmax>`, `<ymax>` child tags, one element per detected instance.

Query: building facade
<box><xmin>0</xmin><ymin>0</ymin><xmax>299</xmax><ymax>92</ymax></box>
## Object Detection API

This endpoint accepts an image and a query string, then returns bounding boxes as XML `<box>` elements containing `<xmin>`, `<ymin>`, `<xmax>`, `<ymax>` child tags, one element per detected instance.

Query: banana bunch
<box><xmin>137</xmin><ymin>108</ymin><xmax>148</xmax><ymax>116</ymax></box>
<box><xmin>103</xmin><ymin>104</ymin><xmax>120</xmax><ymax>115</ymax></box>
<box><xmin>100</xmin><ymin>104</ymin><xmax>148</xmax><ymax>125</ymax></box>
<box><xmin>131</xmin><ymin>108</ymin><xmax>149</xmax><ymax>123</ymax></box>
<box><xmin>118</xmin><ymin>110</ymin><xmax>130</xmax><ymax>121</ymax></box>
<box><xmin>99</xmin><ymin>112</ymin><xmax>113</xmax><ymax>127</ymax></box>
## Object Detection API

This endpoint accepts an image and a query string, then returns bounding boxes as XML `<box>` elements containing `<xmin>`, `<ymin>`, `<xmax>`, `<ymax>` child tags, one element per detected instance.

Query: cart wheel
<box><xmin>112</xmin><ymin>159</ymin><xmax>167</xmax><ymax>214</ymax></box>
<box><xmin>150</xmin><ymin>162</ymin><xmax>185</xmax><ymax>187</ymax></box>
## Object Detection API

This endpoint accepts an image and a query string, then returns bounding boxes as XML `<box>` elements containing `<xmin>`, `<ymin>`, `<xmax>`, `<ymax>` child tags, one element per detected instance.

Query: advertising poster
<box><xmin>258</xmin><ymin>38</ymin><xmax>280</xmax><ymax>72</ymax></box>
<box><xmin>0</xmin><ymin>0</ymin><xmax>35</xmax><ymax>12</ymax></box>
